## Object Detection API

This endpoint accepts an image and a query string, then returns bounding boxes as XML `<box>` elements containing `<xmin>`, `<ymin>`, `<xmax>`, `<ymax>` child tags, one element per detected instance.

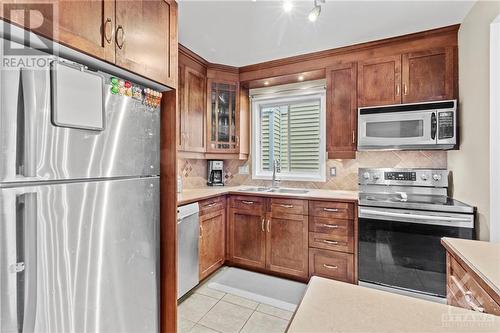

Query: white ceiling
<box><xmin>178</xmin><ymin>0</ymin><xmax>475</xmax><ymax>67</ymax></box>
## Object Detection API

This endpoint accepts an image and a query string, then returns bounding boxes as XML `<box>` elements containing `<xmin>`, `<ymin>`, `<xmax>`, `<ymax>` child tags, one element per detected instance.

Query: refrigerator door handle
<box><xmin>15</xmin><ymin>191</ymin><xmax>38</xmax><ymax>332</ymax></box>
<box><xmin>18</xmin><ymin>69</ymin><xmax>38</xmax><ymax>179</ymax></box>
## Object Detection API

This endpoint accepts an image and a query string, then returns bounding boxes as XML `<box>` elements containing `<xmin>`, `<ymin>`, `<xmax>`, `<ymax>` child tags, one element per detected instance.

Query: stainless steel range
<box><xmin>358</xmin><ymin>168</ymin><xmax>475</xmax><ymax>300</ymax></box>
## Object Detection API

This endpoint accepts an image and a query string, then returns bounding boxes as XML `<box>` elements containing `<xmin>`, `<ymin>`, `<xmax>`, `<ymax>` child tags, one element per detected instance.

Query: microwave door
<box><xmin>358</xmin><ymin>111</ymin><xmax>435</xmax><ymax>149</ymax></box>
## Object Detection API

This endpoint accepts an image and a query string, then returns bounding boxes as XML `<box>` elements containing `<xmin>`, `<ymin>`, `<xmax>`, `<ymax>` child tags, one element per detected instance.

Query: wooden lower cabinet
<box><xmin>199</xmin><ymin>197</ymin><xmax>226</xmax><ymax>280</ymax></box>
<box><xmin>228</xmin><ymin>196</ymin><xmax>267</xmax><ymax>269</ymax></box>
<box><xmin>267</xmin><ymin>214</ymin><xmax>309</xmax><ymax>279</ymax></box>
<box><xmin>309</xmin><ymin>248</ymin><xmax>354</xmax><ymax>284</ymax></box>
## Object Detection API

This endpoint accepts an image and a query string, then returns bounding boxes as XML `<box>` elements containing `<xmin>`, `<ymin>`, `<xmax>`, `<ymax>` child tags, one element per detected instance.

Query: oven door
<box><xmin>358</xmin><ymin>110</ymin><xmax>435</xmax><ymax>150</ymax></box>
<box><xmin>358</xmin><ymin>206</ymin><xmax>474</xmax><ymax>298</ymax></box>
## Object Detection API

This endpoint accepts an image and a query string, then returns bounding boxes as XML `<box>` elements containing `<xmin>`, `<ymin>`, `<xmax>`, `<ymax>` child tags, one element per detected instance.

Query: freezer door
<box><xmin>0</xmin><ymin>56</ymin><xmax>160</xmax><ymax>183</ymax></box>
<box><xmin>0</xmin><ymin>178</ymin><xmax>159</xmax><ymax>332</ymax></box>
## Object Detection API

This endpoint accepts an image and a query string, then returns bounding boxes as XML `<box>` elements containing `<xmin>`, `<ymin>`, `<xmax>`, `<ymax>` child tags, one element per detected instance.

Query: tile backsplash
<box><xmin>178</xmin><ymin>151</ymin><xmax>447</xmax><ymax>191</ymax></box>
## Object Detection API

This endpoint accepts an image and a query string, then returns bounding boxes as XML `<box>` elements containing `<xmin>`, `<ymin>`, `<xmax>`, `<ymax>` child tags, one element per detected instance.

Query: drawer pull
<box><xmin>465</xmin><ymin>291</ymin><xmax>485</xmax><ymax>313</ymax></box>
<box><xmin>322</xmin><ymin>240</ymin><xmax>338</xmax><ymax>245</ymax></box>
<box><xmin>206</xmin><ymin>203</ymin><xmax>217</xmax><ymax>208</ymax></box>
<box><xmin>323</xmin><ymin>264</ymin><xmax>338</xmax><ymax>270</ymax></box>
<box><xmin>323</xmin><ymin>208</ymin><xmax>339</xmax><ymax>212</ymax></box>
<box><xmin>261</xmin><ymin>218</ymin><xmax>265</xmax><ymax>232</ymax></box>
<box><xmin>321</xmin><ymin>224</ymin><xmax>338</xmax><ymax>229</ymax></box>
<box><xmin>242</xmin><ymin>200</ymin><xmax>254</xmax><ymax>205</ymax></box>
<box><xmin>279</xmin><ymin>204</ymin><xmax>294</xmax><ymax>208</ymax></box>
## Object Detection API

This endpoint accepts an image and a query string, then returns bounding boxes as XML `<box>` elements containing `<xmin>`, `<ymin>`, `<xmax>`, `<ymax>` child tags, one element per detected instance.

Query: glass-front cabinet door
<box><xmin>207</xmin><ymin>79</ymin><xmax>240</xmax><ymax>153</ymax></box>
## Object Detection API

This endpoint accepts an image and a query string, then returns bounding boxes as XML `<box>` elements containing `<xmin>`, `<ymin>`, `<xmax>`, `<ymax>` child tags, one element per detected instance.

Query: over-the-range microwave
<box><xmin>357</xmin><ymin>100</ymin><xmax>457</xmax><ymax>151</ymax></box>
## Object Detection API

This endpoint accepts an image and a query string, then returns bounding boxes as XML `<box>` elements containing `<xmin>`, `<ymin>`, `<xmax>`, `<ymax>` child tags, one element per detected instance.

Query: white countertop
<box><xmin>442</xmin><ymin>237</ymin><xmax>500</xmax><ymax>296</ymax></box>
<box><xmin>177</xmin><ymin>186</ymin><xmax>358</xmax><ymax>206</ymax></box>
<box><xmin>288</xmin><ymin>277</ymin><xmax>500</xmax><ymax>333</ymax></box>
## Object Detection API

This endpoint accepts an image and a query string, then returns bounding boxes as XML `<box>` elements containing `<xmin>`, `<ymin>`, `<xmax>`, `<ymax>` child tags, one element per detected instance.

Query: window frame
<box><xmin>251</xmin><ymin>88</ymin><xmax>326</xmax><ymax>182</ymax></box>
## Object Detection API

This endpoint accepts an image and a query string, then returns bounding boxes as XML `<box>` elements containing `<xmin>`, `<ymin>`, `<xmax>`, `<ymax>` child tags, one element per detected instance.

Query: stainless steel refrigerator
<box><xmin>1</xmin><ymin>38</ymin><xmax>160</xmax><ymax>332</ymax></box>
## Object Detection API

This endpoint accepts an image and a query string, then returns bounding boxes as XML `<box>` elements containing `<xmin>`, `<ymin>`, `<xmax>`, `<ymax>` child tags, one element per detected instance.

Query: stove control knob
<box><xmin>363</xmin><ymin>172</ymin><xmax>370</xmax><ymax>180</ymax></box>
<box><xmin>421</xmin><ymin>174</ymin><xmax>428</xmax><ymax>181</ymax></box>
<box><xmin>433</xmin><ymin>174</ymin><xmax>442</xmax><ymax>181</ymax></box>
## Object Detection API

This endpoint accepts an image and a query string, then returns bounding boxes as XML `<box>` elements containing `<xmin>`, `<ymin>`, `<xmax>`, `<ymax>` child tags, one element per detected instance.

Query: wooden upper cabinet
<box><xmin>402</xmin><ymin>47</ymin><xmax>454</xmax><ymax>103</ymax></box>
<box><xmin>199</xmin><ymin>204</ymin><xmax>225</xmax><ymax>280</ymax></box>
<box><xmin>115</xmin><ymin>0</ymin><xmax>177</xmax><ymax>87</ymax></box>
<box><xmin>326</xmin><ymin>62</ymin><xmax>357</xmax><ymax>159</ymax></box>
<box><xmin>180</xmin><ymin>66</ymin><xmax>206</xmax><ymax>152</ymax></box>
<box><xmin>358</xmin><ymin>55</ymin><xmax>402</xmax><ymax>107</ymax></box>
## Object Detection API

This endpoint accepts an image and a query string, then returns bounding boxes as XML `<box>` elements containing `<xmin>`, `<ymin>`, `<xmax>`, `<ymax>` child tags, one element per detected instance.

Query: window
<box><xmin>252</xmin><ymin>89</ymin><xmax>326</xmax><ymax>181</ymax></box>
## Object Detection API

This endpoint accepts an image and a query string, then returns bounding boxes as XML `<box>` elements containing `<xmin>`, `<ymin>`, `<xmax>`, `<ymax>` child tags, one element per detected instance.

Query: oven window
<box><xmin>358</xmin><ymin>218</ymin><xmax>473</xmax><ymax>297</ymax></box>
<box><xmin>366</xmin><ymin>120</ymin><xmax>423</xmax><ymax>138</ymax></box>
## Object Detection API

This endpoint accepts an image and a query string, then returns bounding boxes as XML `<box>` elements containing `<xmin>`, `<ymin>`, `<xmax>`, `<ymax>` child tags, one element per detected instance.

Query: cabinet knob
<box><xmin>116</xmin><ymin>25</ymin><xmax>125</xmax><ymax>49</ymax></box>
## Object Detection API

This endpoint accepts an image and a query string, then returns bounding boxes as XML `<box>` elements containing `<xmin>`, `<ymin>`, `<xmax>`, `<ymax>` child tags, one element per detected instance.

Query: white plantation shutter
<box><xmin>259</xmin><ymin>100</ymin><xmax>321</xmax><ymax>173</ymax></box>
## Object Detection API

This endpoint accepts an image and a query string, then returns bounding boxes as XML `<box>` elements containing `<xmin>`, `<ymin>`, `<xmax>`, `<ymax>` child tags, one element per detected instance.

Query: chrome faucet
<box><xmin>272</xmin><ymin>160</ymin><xmax>281</xmax><ymax>189</ymax></box>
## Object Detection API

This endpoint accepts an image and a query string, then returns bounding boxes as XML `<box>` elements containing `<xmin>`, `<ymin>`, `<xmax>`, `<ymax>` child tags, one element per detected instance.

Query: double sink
<box><xmin>240</xmin><ymin>187</ymin><xmax>310</xmax><ymax>194</ymax></box>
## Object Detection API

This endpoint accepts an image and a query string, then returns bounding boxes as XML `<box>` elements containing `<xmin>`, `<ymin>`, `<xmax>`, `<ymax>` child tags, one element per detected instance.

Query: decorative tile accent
<box><xmin>177</xmin><ymin>151</ymin><xmax>447</xmax><ymax>190</ymax></box>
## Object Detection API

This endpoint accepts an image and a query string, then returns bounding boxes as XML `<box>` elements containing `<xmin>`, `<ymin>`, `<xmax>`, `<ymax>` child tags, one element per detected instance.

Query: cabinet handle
<box><xmin>323</xmin><ymin>208</ymin><xmax>339</xmax><ymax>212</ymax></box>
<box><xmin>396</xmin><ymin>84</ymin><xmax>400</xmax><ymax>96</ymax></box>
<box><xmin>104</xmin><ymin>18</ymin><xmax>113</xmax><ymax>44</ymax></box>
<box><xmin>403</xmin><ymin>84</ymin><xmax>408</xmax><ymax>96</ymax></box>
<box><xmin>206</xmin><ymin>203</ymin><xmax>217</xmax><ymax>208</ymax></box>
<box><xmin>322</xmin><ymin>240</ymin><xmax>338</xmax><ymax>245</ymax></box>
<box><xmin>352</xmin><ymin>131</ymin><xmax>355</xmax><ymax>144</ymax></box>
<box><xmin>323</xmin><ymin>264</ymin><xmax>338</xmax><ymax>270</ymax></box>
<box><xmin>279</xmin><ymin>204</ymin><xmax>294</xmax><ymax>209</ymax></box>
<box><xmin>321</xmin><ymin>224</ymin><xmax>338</xmax><ymax>229</ymax></box>
<box><xmin>199</xmin><ymin>224</ymin><xmax>203</xmax><ymax>239</ymax></box>
<box><xmin>242</xmin><ymin>200</ymin><xmax>254</xmax><ymax>205</ymax></box>
<box><xmin>464</xmin><ymin>291</ymin><xmax>485</xmax><ymax>313</ymax></box>
<box><xmin>261</xmin><ymin>218</ymin><xmax>265</xmax><ymax>232</ymax></box>
<box><xmin>235</xmin><ymin>135</ymin><xmax>240</xmax><ymax>147</ymax></box>
<box><xmin>116</xmin><ymin>25</ymin><xmax>125</xmax><ymax>49</ymax></box>
<box><xmin>266</xmin><ymin>219</ymin><xmax>271</xmax><ymax>233</ymax></box>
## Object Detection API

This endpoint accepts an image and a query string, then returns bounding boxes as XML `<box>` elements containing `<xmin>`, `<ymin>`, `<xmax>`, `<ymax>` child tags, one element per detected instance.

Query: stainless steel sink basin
<box><xmin>240</xmin><ymin>187</ymin><xmax>271</xmax><ymax>192</ymax></box>
<box><xmin>267</xmin><ymin>188</ymin><xmax>309</xmax><ymax>194</ymax></box>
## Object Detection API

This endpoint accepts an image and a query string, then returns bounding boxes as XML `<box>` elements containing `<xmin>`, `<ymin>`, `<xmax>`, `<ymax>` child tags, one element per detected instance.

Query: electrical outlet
<box><xmin>238</xmin><ymin>165</ymin><xmax>249</xmax><ymax>175</ymax></box>
<box><xmin>330</xmin><ymin>167</ymin><xmax>337</xmax><ymax>177</ymax></box>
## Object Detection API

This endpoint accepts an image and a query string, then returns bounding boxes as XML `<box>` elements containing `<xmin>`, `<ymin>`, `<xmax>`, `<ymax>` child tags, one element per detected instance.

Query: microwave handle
<box><xmin>431</xmin><ymin>112</ymin><xmax>437</xmax><ymax>140</ymax></box>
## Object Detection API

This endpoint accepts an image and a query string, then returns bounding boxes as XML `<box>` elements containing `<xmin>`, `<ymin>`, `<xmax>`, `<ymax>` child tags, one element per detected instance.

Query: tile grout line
<box><xmin>237</xmin><ymin>308</ymin><xmax>257</xmax><ymax>333</ymax></box>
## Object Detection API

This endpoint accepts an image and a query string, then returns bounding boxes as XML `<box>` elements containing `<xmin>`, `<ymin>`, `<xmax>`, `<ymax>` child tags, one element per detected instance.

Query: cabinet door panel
<box><xmin>115</xmin><ymin>0</ymin><xmax>177</xmax><ymax>86</ymax></box>
<box><xmin>358</xmin><ymin>55</ymin><xmax>402</xmax><ymax>107</ymax></box>
<box><xmin>402</xmin><ymin>47</ymin><xmax>454</xmax><ymax>103</ymax></box>
<box><xmin>199</xmin><ymin>209</ymin><xmax>225</xmax><ymax>280</ymax></box>
<box><xmin>266</xmin><ymin>216</ymin><xmax>308</xmax><ymax>279</ymax></box>
<box><xmin>228</xmin><ymin>208</ymin><xmax>266</xmax><ymax>269</ymax></box>
<box><xmin>326</xmin><ymin>62</ymin><xmax>357</xmax><ymax>159</ymax></box>
<box><xmin>182</xmin><ymin>67</ymin><xmax>206</xmax><ymax>152</ymax></box>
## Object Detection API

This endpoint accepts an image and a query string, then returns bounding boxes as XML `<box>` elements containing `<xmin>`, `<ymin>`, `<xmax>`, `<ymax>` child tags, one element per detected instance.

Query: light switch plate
<box><xmin>239</xmin><ymin>165</ymin><xmax>250</xmax><ymax>175</ymax></box>
<box><xmin>330</xmin><ymin>167</ymin><xmax>336</xmax><ymax>177</ymax></box>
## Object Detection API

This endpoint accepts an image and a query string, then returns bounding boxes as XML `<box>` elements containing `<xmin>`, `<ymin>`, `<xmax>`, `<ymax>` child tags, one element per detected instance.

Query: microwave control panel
<box><xmin>438</xmin><ymin>111</ymin><xmax>454</xmax><ymax>139</ymax></box>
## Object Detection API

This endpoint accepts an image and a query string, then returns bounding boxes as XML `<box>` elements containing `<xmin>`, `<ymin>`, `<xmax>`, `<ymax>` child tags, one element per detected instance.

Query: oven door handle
<box><xmin>359</xmin><ymin>208</ymin><xmax>473</xmax><ymax>225</ymax></box>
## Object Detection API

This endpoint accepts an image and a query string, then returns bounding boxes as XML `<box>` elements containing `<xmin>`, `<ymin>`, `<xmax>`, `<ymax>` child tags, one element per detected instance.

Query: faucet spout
<box><xmin>272</xmin><ymin>160</ymin><xmax>281</xmax><ymax>189</ymax></box>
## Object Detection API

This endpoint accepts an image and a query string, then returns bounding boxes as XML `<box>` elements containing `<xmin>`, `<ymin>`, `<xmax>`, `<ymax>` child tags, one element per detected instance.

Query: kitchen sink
<box><xmin>240</xmin><ymin>187</ymin><xmax>271</xmax><ymax>192</ymax></box>
<box><xmin>267</xmin><ymin>188</ymin><xmax>309</xmax><ymax>194</ymax></box>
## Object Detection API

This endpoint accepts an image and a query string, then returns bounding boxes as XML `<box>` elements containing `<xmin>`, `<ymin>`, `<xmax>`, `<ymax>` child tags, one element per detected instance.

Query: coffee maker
<box><xmin>207</xmin><ymin>160</ymin><xmax>224</xmax><ymax>186</ymax></box>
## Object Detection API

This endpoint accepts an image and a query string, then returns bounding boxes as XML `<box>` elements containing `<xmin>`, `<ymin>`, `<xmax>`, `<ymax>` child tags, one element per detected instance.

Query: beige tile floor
<box><xmin>178</xmin><ymin>284</ymin><xmax>294</xmax><ymax>333</ymax></box>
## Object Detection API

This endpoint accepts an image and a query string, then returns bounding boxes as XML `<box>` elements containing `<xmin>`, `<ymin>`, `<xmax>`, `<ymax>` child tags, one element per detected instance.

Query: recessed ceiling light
<box><xmin>283</xmin><ymin>1</ymin><xmax>293</xmax><ymax>13</ymax></box>
<box><xmin>298</xmin><ymin>75</ymin><xmax>304</xmax><ymax>81</ymax></box>
<box><xmin>264</xmin><ymin>81</ymin><xmax>269</xmax><ymax>86</ymax></box>
<box><xmin>308</xmin><ymin>4</ymin><xmax>321</xmax><ymax>22</ymax></box>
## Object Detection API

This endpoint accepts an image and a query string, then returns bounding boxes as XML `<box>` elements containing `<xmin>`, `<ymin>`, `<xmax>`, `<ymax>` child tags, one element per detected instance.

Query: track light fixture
<box><xmin>309</xmin><ymin>0</ymin><xmax>325</xmax><ymax>22</ymax></box>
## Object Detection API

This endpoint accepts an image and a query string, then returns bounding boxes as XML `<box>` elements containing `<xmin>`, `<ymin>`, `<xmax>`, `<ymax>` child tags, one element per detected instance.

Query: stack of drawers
<box><xmin>308</xmin><ymin>200</ymin><xmax>356</xmax><ymax>284</ymax></box>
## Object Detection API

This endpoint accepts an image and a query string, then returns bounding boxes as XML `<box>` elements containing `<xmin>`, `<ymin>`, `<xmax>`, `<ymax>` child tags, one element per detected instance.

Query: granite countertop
<box><xmin>441</xmin><ymin>237</ymin><xmax>500</xmax><ymax>296</ymax></box>
<box><xmin>177</xmin><ymin>186</ymin><xmax>359</xmax><ymax>206</ymax></box>
<box><xmin>287</xmin><ymin>276</ymin><xmax>500</xmax><ymax>333</ymax></box>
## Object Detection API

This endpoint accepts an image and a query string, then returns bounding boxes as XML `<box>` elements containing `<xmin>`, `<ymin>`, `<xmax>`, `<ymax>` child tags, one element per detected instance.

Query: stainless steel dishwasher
<box><xmin>177</xmin><ymin>202</ymin><xmax>200</xmax><ymax>299</ymax></box>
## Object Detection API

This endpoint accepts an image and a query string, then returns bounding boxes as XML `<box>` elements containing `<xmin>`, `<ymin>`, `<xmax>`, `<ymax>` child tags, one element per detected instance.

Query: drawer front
<box><xmin>229</xmin><ymin>195</ymin><xmax>266</xmax><ymax>212</ymax></box>
<box><xmin>448</xmin><ymin>254</ymin><xmax>500</xmax><ymax>315</ymax></box>
<box><xmin>309</xmin><ymin>232</ymin><xmax>354</xmax><ymax>253</ymax></box>
<box><xmin>199</xmin><ymin>196</ymin><xmax>225</xmax><ymax>215</ymax></box>
<box><xmin>270</xmin><ymin>198</ymin><xmax>307</xmax><ymax>216</ymax></box>
<box><xmin>309</xmin><ymin>248</ymin><xmax>354</xmax><ymax>283</ymax></box>
<box><xmin>309</xmin><ymin>217</ymin><xmax>353</xmax><ymax>236</ymax></box>
<box><xmin>309</xmin><ymin>201</ymin><xmax>354</xmax><ymax>219</ymax></box>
